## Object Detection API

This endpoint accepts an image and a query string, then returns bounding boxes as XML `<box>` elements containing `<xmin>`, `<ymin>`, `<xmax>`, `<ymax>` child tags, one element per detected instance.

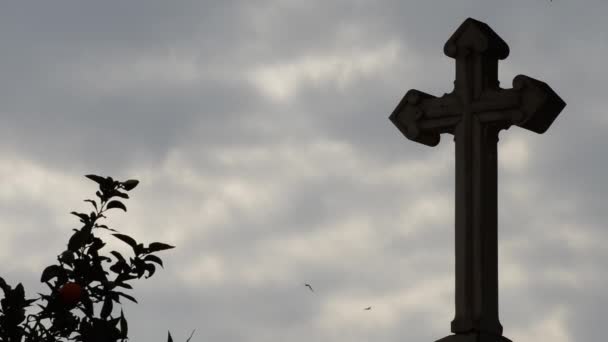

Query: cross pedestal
<box><xmin>389</xmin><ymin>18</ymin><xmax>566</xmax><ymax>342</ymax></box>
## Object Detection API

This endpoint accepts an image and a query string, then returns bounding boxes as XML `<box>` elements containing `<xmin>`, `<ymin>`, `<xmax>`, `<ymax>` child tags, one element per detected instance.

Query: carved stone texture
<box><xmin>389</xmin><ymin>18</ymin><xmax>565</xmax><ymax>342</ymax></box>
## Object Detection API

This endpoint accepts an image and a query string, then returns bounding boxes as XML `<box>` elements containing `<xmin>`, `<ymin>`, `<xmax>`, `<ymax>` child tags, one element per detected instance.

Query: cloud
<box><xmin>1</xmin><ymin>1</ymin><xmax>606</xmax><ymax>341</ymax></box>
<box><xmin>248</xmin><ymin>40</ymin><xmax>402</xmax><ymax>101</ymax></box>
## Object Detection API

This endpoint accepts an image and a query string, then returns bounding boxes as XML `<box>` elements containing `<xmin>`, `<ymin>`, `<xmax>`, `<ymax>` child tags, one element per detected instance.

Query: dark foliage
<box><xmin>0</xmin><ymin>175</ymin><xmax>195</xmax><ymax>342</ymax></box>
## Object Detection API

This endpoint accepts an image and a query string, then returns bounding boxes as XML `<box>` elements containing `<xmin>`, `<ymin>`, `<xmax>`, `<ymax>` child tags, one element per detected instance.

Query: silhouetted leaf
<box><xmin>143</xmin><ymin>263</ymin><xmax>156</xmax><ymax>279</ymax></box>
<box><xmin>114</xmin><ymin>282</ymin><xmax>133</xmax><ymax>290</ymax></box>
<box><xmin>85</xmin><ymin>174</ymin><xmax>107</xmax><ymax>186</ymax></box>
<box><xmin>132</xmin><ymin>257</ymin><xmax>145</xmax><ymax>277</ymax></box>
<box><xmin>83</xmin><ymin>199</ymin><xmax>98</xmax><ymax>211</ymax></box>
<box><xmin>70</xmin><ymin>211</ymin><xmax>90</xmax><ymax>224</ymax></box>
<box><xmin>112</xmin><ymin>190</ymin><xmax>129</xmax><ymax>199</ymax></box>
<box><xmin>68</xmin><ymin>230</ymin><xmax>87</xmax><ymax>252</ymax></box>
<box><xmin>121</xmin><ymin>179</ymin><xmax>139</xmax><ymax>191</ymax></box>
<box><xmin>109</xmin><ymin>291</ymin><xmax>120</xmax><ymax>303</ymax></box>
<box><xmin>110</xmin><ymin>251</ymin><xmax>126</xmax><ymax>263</ymax></box>
<box><xmin>111</xmin><ymin>262</ymin><xmax>132</xmax><ymax>277</ymax></box>
<box><xmin>119</xmin><ymin>271</ymin><xmax>137</xmax><ymax>280</ymax></box>
<box><xmin>82</xmin><ymin>296</ymin><xmax>94</xmax><ymax>322</ymax></box>
<box><xmin>100</xmin><ymin>296</ymin><xmax>113</xmax><ymax>319</ymax></box>
<box><xmin>24</xmin><ymin>298</ymin><xmax>37</xmax><ymax>306</ymax></box>
<box><xmin>106</xmin><ymin>200</ymin><xmax>127</xmax><ymax>212</ymax></box>
<box><xmin>95</xmin><ymin>224</ymin><xmax>117</xmax><ymax>232</ymax></box>
<box><xmin>167</xmin><ymin>331</ymin><xmax>174</xmax><ymax>342</ymax></box>
<box><xmin>88</xmin><ymin>263</ymin><xmax>110</xmax><ymax>283</ymax></box>
<box><xmin>136</xmin><ymin>264</ymin><xmax>145</xmax><ymax>279</ymax></box>
<box><xmin>118</xmin><ymin>308</ymin><xmax>128</xmax><ymax>339</ymax></box>
<box><xmin>134</xmin><ymin>243</ymin><xmax>145</xmax><ymax>256</ymax></box>
<box><xmin>98</xmin><ymin>256</ymin><xmax>112</xmax><ymax>263</ymax></box>
<box><xmin>0</xmin><ymin>280</ymin><xmax>9</xmax><ymax>303</ymax></box>
<box><xmin>58</xmin><ymin>250</ymin><xmax>75</xmax><ymax>266</ymax></box>
<box><xmin>109</xmin><ymin>316</ymin><xmax>121</xmax><ymax>327</ymax></box>
<box><xmin>89</xmin><ymin>237</ymin><xmax>106</xmax><ymax>253</ymax></box>
<box><xmin>40</xmin><ymin>265</ymin><xmax>65</xmax><ymax>283</ymax></box>
<box><xmin>147</xmin><ymin>242</ymin><xmax>175</xmax><ymax>253</ymax></box>
<box><xmin>116</xmin><ymin>291</ymin><xmax>137</xmax><ymax>304</ymax></box>
<box><xmin>143</xmin><ymin>255</ymin><xmax>164</xmax><ymax>268</ymax></box>
<box><xmin>111</xmin><ymin>234</ymin><xmax>137</xmax><ymax>249</ymax></box>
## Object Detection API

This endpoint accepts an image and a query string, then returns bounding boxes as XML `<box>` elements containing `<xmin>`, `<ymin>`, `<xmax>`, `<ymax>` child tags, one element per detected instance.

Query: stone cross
<box><xmin>389</xmin><ymin>18</ymin><xmax>565</xmax><ymax>342</ymax></box>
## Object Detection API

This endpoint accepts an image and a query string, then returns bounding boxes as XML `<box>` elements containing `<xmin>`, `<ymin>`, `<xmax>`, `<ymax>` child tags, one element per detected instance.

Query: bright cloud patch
<box><xmin>248</xmin><ymin>40</ymin><xmax>402</xmax><ymax>101</ymax></box>
<box><xmin>509</xmin><ymin>306</ymin><xmax>571</xmax><ymax>342</ymax></box>
<box><xmin>73</xmin><ymin>49</ymin><xmax>218</xmax><ymax>92</ymax></box>
<box><xmin>499</xmin><ymin>133</ymin><xmax>530</xmax><ymax>174</ymax></box>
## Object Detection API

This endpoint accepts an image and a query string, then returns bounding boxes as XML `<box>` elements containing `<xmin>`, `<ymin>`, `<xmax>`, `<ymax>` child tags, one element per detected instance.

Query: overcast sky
<box><xmin>0</xmin><ymin>1</ymin><xmax>605</xmax><ymax>341</ymax></box>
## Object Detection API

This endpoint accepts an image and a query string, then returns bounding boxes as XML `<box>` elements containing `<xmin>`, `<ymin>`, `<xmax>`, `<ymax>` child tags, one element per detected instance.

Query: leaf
<box><xmin>89</xmin><ymin>263</ymin><xmax>110</xmax><ymax>283</ymax></box>
<box><xmin>0</xmin><ymin>277</ymin><xmax>8</xmax><ymax>293</ymax></box>
<box><xmin>70</xmin><ymin>211</ymin><xmax>90</xmax><ymax>224</ymax></box>
<box><xmin>115</xmin><ymin>272</ymin><xmax>137</xmax><ymax>285</ymax></box>
<box><xmin>40</xmin><ymin>265</ymin><xmax>65</xmax><ymax>283</ymax></box>
<box><xmin>84</xmin><ymin>199</ymin><xmax>98</xmax><ymax>211</ymax></box>
<box><xmin>143</xmin><ymin>263</ymin><xmax>156</xmax><ymax>279</ymax></box>
<box><xmin>143</xmin><ymin>255</ymin><xmax>164</xmax><ymax>268</ymax></box>
<box><xmin>100</xmin><ymin>296</ymin><xmax>113</xmax><ymax>320</ymax></box>
<box><xmin>89</xmin><ymin>237</ymin><xmax>106</xmax><ymax>252</ymax></box>
<box><xmin>85</xmin><ymin>174</ymin><xmax>107</xmax><ymax>186</ymax></box>
<box><xmin>83</xmin><ymin>295</ymin><xmax>94</xmax><ymax>318</ymax></box>
<box><xmin>167</xmin><ymin>331</ymin><xmax>174</xmax><ymax>342</ymax></box>
<box><xmin>98</xmin><ymin>256</ymin><xmax>112</xmax><ymax>263</ymax></box>
<box><xmin>122</xmin><ymin>179</ymin><xmax>139</xmax><ymax>191</ymax></box>
<box><xmin>147</xmin><ymin>242</ymin><xmax>175</xmax><ymax>253</ymax></box>
<box><xmin>114</xmin><ymin>282</ymin><xmax>133</xmax><ymax>290</ymax></box>
<box><xmin>58</xmin><ymin>250</ymin><xmax>75</xmax><ymax>265</ymax></box>
<box><xmin>68</xmin><ymin>230</ymin><xmax>88</xmax><ymax>252</ymax></box>
<box><xmin>111</xmin><ymin>234</ymin><xmax>137</xmax><ymax>249</ymax></box>
<box><xmin>111</xmin><ymin>191</ymin><xmax>129</xmax><ymax>199</ymax></box>
<box><xmin>110</xmin><ymin>251</ymin><xmax>126</xmax><ymax>263</ymax></box>
<box><xmin>132</xmin><ymin>257</ymin><xmax>145</xmax><ymax>276</ymax></box>
<box><xmin>116</xmin><ymin>291</ymin><xmax>137</xmax><ymax>304</ymax></box>
<box><xmin>109</xmin><ymin>260</ymin><xmax>123</xmax><ymax>272</ymax></box>
<box><xmin>110</xmin><ymin>291</ymin><xmax>120</xmax><ymax>303</ymax></box>
<box><xmin>136</xmin><ymin>265</ymin><xmax>145</xmax><ymax>279</ymax></box>
<box><xmin>134</xmin><ymin>243</ymin><xmax>145</xmax><ymax>256</ymax></box>
<box><xmin>110</xmin><ymin>316</ymin><xmax>121</xmax><ymax>328</ymax></box>
<box><xmin>95</xmin><ymin>224</ymin><xmax>117</xmax><ymax>232</ymax></box>
<box><xmin>106</xmin><ymin>200</ymin><xmax>127</xmax><ymax>212</ymax></box>
<box><xmin>120</xmin><ymin>309</ymin><xmax>128</xmax><ymax>339</ymax></box>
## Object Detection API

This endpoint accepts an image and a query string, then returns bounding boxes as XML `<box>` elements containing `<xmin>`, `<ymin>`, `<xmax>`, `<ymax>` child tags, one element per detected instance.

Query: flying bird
<box><xmin>305</xmin><ymin>283</ymin><xmax>314</xmax><ymax>292</ymax></box>
<box><xmin>364</xmin><ymin>306</ymin><xmax>372</xmax><ymax>310</ymax></box>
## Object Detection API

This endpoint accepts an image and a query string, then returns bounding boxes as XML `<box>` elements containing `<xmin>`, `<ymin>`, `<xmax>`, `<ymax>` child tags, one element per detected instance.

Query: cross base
<box><xmin>435</xmin><ymin>332</ymin><xmax>513</xmax><ymax>342</ymax></box>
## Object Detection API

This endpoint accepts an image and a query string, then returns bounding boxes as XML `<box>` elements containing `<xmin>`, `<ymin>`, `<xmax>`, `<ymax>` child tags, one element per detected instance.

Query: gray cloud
<box><xmin>0</xmin><ymin>1</ymin><xmax>605</xmax><ymax>342</ymax></box>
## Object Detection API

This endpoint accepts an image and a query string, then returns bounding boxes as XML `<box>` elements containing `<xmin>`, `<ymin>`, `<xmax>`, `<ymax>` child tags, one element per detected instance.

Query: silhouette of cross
<box><xmin>389</xmin><ymin>18</ymin><xmax>565</xmax><ymax>342</ymax></box>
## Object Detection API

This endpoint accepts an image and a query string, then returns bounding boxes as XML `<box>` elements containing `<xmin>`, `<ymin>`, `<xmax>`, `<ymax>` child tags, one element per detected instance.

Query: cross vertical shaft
<box><xmin>452</xmin><ymin>116</ymin><xmax>501</xmax><ymax>334</ymax></box>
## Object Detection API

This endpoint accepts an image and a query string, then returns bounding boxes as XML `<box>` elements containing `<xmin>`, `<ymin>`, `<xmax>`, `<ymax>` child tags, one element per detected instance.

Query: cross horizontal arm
<box><xmin>389</xmin><ymin>90</ymin><xmax>463</xmax><ymax>146</ymax></box>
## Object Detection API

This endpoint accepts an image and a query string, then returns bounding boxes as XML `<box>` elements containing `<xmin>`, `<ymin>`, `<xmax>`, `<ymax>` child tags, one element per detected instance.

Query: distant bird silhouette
<box><xmin>364</xmin><ymin>306</ymin><xmax>372</xmax><ymax>310</ymax></box>
<box><xmin>305</xmin><ymin>283</ymin><xmax>314</xmax><ymax>292</ymax></box>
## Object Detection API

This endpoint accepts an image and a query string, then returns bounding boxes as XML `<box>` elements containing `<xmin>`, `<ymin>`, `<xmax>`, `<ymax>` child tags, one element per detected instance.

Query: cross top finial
<box><xmin>444</xmin><ymin>18</ymin><xmax>509</xmax><ymax>60</ymax></box>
